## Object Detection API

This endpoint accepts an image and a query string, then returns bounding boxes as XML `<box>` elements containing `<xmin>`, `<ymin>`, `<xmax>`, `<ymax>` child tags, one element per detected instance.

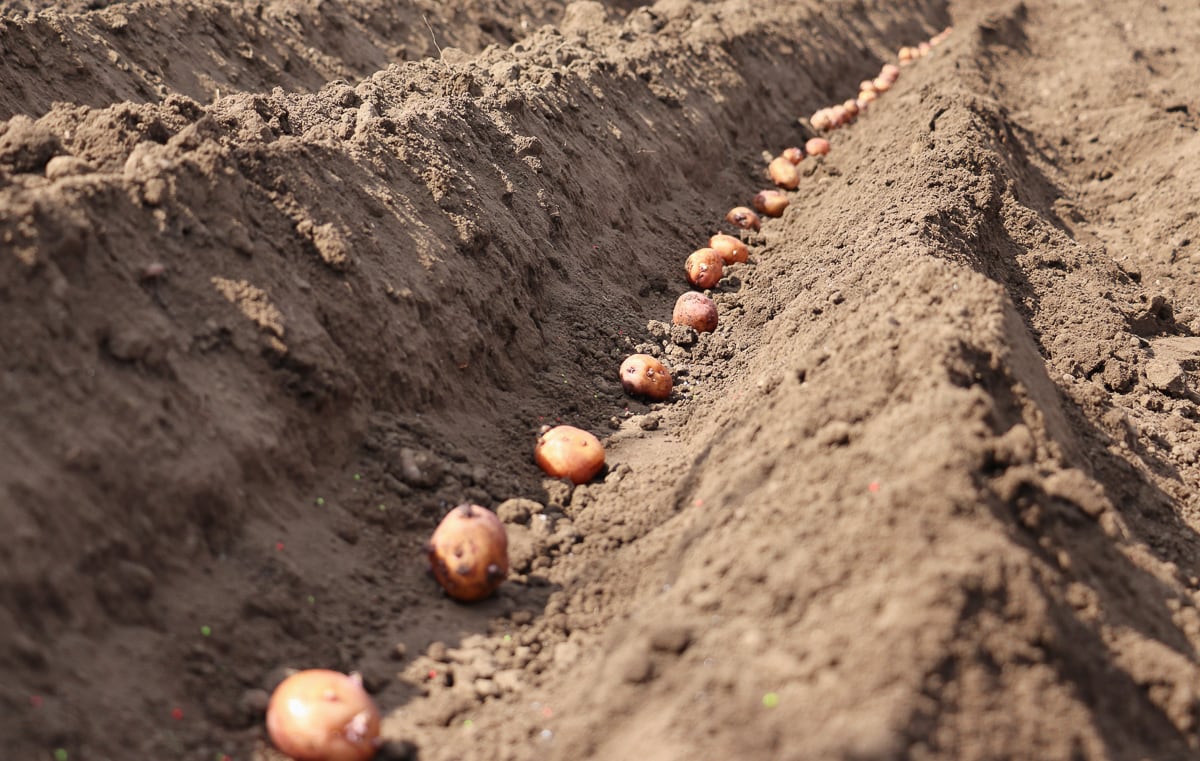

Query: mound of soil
<box><xmin>2</xmin><ymin>0</ymin><xmax>1199</xmax><ymax>759</ymax></box>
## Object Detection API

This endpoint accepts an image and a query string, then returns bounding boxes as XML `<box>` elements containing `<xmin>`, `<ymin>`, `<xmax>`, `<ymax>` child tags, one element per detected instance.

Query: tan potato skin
<box><xmin>753</xmin><ymin>190</ymin><xmax>789</xmax><ymax>218</ymax></box>
<box><xmin>768</xmin><ymin>156</ymin><xmax>800</xmax><ymax>189</ymax></box>
<box><xmin>708</xmin><ymin>233</ymin><xmax>749</xmax><ymax>264</ymax></box>
<box><xmin>266</xmin><ymin>670</ymin><xmax>381</xmax><ymax>761</ymax></box>
<box><xmin>620</xmin><ymin>354</ymin><xmax>673</xmax><ymax>401</ymax></box>
<box><xmin>535</xmin><ymin>425</ymin><xmax>605</xmax><ymax>484</ymax></box>
<box><xmin>805</xmin><ymin>137</ymin><xmax>831</xmax><ymax>156</ymax></box>
<box><xmin>672</xmin><ymin>291</ymin><xmax>718</xmax><ymax>333</ymax></box>
<box><xmin>725</xmin><ymin>206</ymin><xmax>761</xmax><ymax>231</ymax></box>
<box><xmin>685</xmin><ymin>248</ymin><xmax>724</xmax><ymax>289</ymax></box>
<box><xmin>427</xmin><ymin>504</ymin><xmax>509</xmax><ymax>602</ymax></box>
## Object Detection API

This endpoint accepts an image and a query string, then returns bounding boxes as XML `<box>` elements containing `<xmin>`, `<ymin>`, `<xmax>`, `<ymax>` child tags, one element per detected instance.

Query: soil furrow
<box><xmin>2</xmin><ymin>1</ymin><xmax>955</xmax><ymax>758</ymax></box>
<box><xmin>3</xmin><ymin>0</ymin><xmax>1200</xmax><ymax>759</ymax></box>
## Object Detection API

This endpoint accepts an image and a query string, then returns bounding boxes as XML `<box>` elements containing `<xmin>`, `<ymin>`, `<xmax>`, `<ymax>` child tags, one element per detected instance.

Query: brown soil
<box><xmin>3</xmin><ymin>0</ymin><xmax>1199</xmax><ymax>759</ymax></box>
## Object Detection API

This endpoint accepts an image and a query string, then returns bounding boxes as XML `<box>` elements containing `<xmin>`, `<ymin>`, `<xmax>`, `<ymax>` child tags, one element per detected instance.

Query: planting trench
<box><xmin>2</xmin><ymin>0</ymin><xmax>1200</xmax><ymax>759</ymax></box>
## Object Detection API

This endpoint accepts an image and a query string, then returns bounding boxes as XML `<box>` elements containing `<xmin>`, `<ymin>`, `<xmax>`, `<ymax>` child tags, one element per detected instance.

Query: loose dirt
<box><xmin>2</xmin><ymin>0</ymin><xmax>1199</xmax><ymax>759</ymax></box>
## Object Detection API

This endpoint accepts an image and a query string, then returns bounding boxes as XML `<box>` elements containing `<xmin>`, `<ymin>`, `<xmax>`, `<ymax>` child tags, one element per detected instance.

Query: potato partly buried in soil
<box><xmin>266</xmin><ymin>669</ymin><xmax>381</xmax><ymax>761</ymax></box>
<box><xmin>620</xmin><ymin>353</ymin><xmax>673</xmax><ymax>401</ymax></box>
<box><xmin>805</xmin><ymin>137</ymin><xmax>831</xmax><ymax>156</ymax></box>
<box><xmin>753</xmin><ymin>189</ymin><xmax>790</xmax><ymax>217</ymax></box>
<box><xmin>768</xmin><ymin>156</ymin><xmax>800</xmax><ymax>189</ymax></box>
<box><xmin>535</xmin><ymin>424</ymin><xmax>606</xmax><ymax>484</ymax></box>
<box><xmin>673</xmin><ymin>291</ymin><xmax>719</xmax><ymax>333</ymax></box>
<box><xmin>685</xmin><ymin>248</ymin><xmax>724</xmax><ymax>289</ymax></box>
<box><xmin>709</xmin><ymin>233</ymin><xmax>749</xmax><ymax>264</ymax></box>
<box><xmin>426</xmin><ymin>504</ymin><xmax>509</xmax><ymax>602</ymax></box>
<box><xmin>725</xmin><ymin>206</ymin><xmax>761</xmax><ymax>231</ymax></box>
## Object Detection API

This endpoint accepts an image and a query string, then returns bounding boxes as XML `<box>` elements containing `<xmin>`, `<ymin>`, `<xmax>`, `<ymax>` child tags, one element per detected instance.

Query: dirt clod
<box><xmin>1145</xmin><ymin>358</ymin><xmax>1189</xmax><ymax>397</ymax></box>
<box><xmin>0</xmin><ymin>115</ymin><xmax>60</xmax><ymax>172</ymax></box>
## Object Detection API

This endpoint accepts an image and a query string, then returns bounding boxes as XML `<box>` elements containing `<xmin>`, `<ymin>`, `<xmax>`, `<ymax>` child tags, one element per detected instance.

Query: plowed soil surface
<box><xmin>4</xmin><ymin>0</ymin><xmax>1200</xmax><ymax>759</ymax></box>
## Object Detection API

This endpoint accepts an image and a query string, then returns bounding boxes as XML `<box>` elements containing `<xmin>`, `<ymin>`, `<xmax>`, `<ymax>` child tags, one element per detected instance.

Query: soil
<box><xmin>3</xmin><ymin>0</ymin><xmax>1200</xmax><ymax>759</ymax></box>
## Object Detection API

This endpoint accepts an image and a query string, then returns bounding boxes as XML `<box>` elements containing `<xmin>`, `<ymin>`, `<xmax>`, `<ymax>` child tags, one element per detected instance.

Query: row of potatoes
<box><xmin>263</xmin><ymin>26</ymin><xmax>953</xmax><ymax>761</ymax></box>
<box><xmin>611</xmin><ymin>25</ymin><xmax>955</xmax><ymax>448</ymax></box>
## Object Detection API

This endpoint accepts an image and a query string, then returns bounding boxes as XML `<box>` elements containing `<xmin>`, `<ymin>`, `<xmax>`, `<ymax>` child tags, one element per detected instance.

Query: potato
<box><xmin>768</xmin><ymin>156</ymin><xmax>800</xmax><ymax>189</ymax></box>
<box><xmin>426</xmin><ymin>504</ymin><xmax>509</xmax><ymax>602</ymax></box>
<box><xmin>708</xmin><ymin>233</ymin><xmax>749</xmax><ymax>264</ymax></box>
<box><xmin>805</xmin><ymin>137</ymin><xmax>831</xmax><ymax>157</ymax></box>
<box><xmin>672</xmin><ymin>291</ymin><xmax>718</xmax><ymax>333</ymax></box>
<box><xmin>266</xmin><ymin>669</ymin><xmax>381</xmax><ymax>761</ymax></box>
<box><xmin>685</xmin><ymin>248</ymin><xmax>724</xmax><ymax>289</ymax></box>
<box><xmin>725</xmin><ymin>206</ymin><xmax>761</xmax><ymax>231</ymax></box>
<box><xmin>620</xmin><ymin>354</ymin><xmax>672</xmax><ymax>401</ymax></box>
<box><xmin>535</xmin><ymin>425</ymin><xmax>605</xmax><ymax>484</ymax></box>
<box><xmin>781</xmin><ymin>146</ymin><xmax>804</xmax><ymax>164</ymax></box>
<box><xmin>753</xmin><ymin>190</ymin><xmax>789</xmax><ymax>218</ymax></box>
